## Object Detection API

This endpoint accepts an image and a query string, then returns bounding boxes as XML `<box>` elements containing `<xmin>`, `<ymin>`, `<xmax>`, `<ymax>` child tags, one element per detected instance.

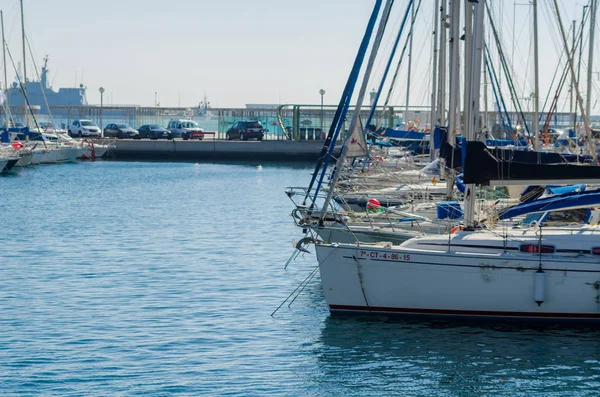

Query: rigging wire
<box><xmin>3</xmin><ymin>43</ymin><xmax>42</xmax><ymax>145</ymax></box>
<box><xmin>25</xmin><ymin>35</ymin><xmax>56</xmax><ymax>130</ymax></box>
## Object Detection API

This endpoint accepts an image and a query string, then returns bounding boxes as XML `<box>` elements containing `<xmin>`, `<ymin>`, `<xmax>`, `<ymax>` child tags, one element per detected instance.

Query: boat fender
<box><xmin>450</xmin><ymin>225</ymin><xmax>464</xmax><ymax>234</ymax></box>
<box><xmin>534</xmin><ymin>268</ymin><xmax>546</xmax><ymax>306</ymax></box>
<box><xmin>366</xmin><ymin>198</ymin><xmax>381</xmax><ymax>211</ymax></box>
<box><xmin>455</xmin><ymin>173</ymin><xmax>466</xmax><ymax>194</ymax></box>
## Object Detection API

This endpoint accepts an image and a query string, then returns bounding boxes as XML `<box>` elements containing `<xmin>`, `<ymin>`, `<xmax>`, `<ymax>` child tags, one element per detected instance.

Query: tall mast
<box><xmin>463</xmin><ymin>1</ymin><xmax>473</xmax><ymax>139</ymax></box>
<box><xmin>552</xmin><ymin>0</ymin><xmax>597</xmax><ymax>161</ymax></box>
<box><xmin>429</xmin><ymin>0</ymin><xmax>440</xmax><ymax>160</ymax></box>
<box><xmin>533</xmin><ymin>0</ymin><xmax>540</xmax><ymax>150</ymax></box>
<box><xmin>483</xmin><ymin>50</ymin><xmax>488</xmax><ymax>133</ymax></box>
<box><xmin>320</xmin><ymin>0</ymin><xmax>394</xmax><ymax>214</ymax></box>
<box><xmin>1</xmin><ymin>10</ymin><xmax>8</xmax><ymax>127</ymax></box>
<box><xmin>1</xmin><ymin>11</ymin><xmax>7</xmax><ymax>108</ymax></box>
<box><xmin>587</xmin><ymin>0</ymin><xmax>597</xmax><ymax>122</ymax></box>
<box><xmin>20</xmin><ymin>0</ymin><xmax>28</xmax><ymax>126</ymax></box>
<box><xmin>437</xmin><ymin>0</ymin><xmax>448</xmax><ymax>127</ymax></box>
<box><xmin>445</xmin><ymin>0</ymin><xmax>461</xmax><ymax>199</ymax></box>
<box><xmin>405</xmin><ymin>1</ymin><xmax>415</xmax><ymax>127</ymax></box>
<box><xmin>464</xmin><ymin>0</ymin><xmax>485</xmax><ymax>229</ymax></box>
<box><xmin>570</xmin><ymin>20</ymin><xmax>575</xmax><ymax>131</ymax></box>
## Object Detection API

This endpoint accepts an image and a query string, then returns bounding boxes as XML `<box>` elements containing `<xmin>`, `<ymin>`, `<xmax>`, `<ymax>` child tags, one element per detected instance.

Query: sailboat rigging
<box><xmin>294</xmin><ymin>0</ymin><xmax>600</xmax><ymax>322</ymax></box>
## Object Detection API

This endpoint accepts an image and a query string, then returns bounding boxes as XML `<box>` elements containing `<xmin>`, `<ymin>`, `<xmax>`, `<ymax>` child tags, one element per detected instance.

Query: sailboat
<box><xmin>313</xmin><ymin>0</ymin><xmax>600</xmax><ymax>322</ymax></box>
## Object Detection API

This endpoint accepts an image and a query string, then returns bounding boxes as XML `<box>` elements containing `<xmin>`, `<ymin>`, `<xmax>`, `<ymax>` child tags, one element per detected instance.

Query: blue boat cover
<box><xmin>498</xmin><ymin>189</ymin><xmax>600</xmax><ymax>220</ymax></box>
<box><xmin>1</xmin><ymin>127</ymin><xmax>29</xmax><ymax>143</ymax></box>
<box><xmin>545</xmin><ymin>184</ymin><xmax>586</xmax><ymax>195</ymax></box>
<box><xmin>381</xmin><ymin>128</ymin><xmax>427</xmax><ymax>140</ymax></box>
<box><xmin>485</xmin><ymin>138</ymin><xmax>529</xmax><ymax>147</ymax></box>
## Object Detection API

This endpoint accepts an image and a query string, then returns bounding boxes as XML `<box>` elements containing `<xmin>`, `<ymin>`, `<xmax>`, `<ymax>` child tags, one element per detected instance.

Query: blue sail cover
<box><xmin>498</xmin><ymin>189</ymin><xmax>600</xmax><ymax>220</ymax></box>
<box><xmin>463</xmin><ymin>141</ymin><xmax>599</xmax><ymax>185</ymax></box>
<box><xmin>1</xmin><ymin>127</ymin><xmax>29</xmax><ymax>143</ymax></box>
<box><xmin>380</xmin><ymin>128</ymin><xmax>427</xmax><ymax>140</ymax></box>
<box><xmin>485</xmin><ymin>138</ymin><xmax>529</xmax><ymax>147</ymax></box>
<box><xmin>545</xmin><ymin>184</ymin><xmax>586</xmax><ymax>195</ymax></box>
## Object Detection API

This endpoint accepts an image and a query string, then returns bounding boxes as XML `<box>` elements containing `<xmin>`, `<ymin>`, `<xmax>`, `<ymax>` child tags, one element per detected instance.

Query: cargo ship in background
<box><xmin>7</xmin><ymin>56</ymin><xmax>88</xmax><ymax>114</ymax></box>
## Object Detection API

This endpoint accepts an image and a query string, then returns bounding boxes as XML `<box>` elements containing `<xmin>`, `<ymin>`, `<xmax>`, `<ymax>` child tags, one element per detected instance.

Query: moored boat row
<box><xmin>285</xmin><ymin>0</ymin><xmax>600</xmax><ymax>324</ymax></box>
<box><xmin>0</xmin><ymin>130</ymin><xmax>115</xmax><ymax>172</ymax></box>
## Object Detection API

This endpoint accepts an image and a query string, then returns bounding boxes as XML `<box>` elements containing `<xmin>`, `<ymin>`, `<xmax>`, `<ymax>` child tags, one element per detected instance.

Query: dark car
<box><xmin>138</xmin><ymin>124</ymin><xmax>172</xmax><ymax>139</ymax></box>
<box><xmin>104</xmin><ymin>123</ymin><xmax>139</xmax><ymax>139</ymax></box>
<box><xmin>226</xmin><ymin>121</ymin><xmax>264</xmax><ymax>141</ymax></box>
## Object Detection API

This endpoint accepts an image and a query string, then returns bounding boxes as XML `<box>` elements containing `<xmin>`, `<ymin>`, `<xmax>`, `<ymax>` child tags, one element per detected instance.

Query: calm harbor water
<box><xmin>2</xmin><ymin>160</ymin><xmax>600</xmax><ymax>396</ymax></box>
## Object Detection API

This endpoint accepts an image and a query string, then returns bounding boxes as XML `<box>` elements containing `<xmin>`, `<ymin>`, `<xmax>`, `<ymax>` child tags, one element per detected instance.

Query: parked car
<box><xmin>137</xmin><ymin>124</ymin><xmax>172</xmax><ymax>139</ymax></box>
<box><xmin>167</xmin><ymin>119</ymin><xmax>204</xmax><ymax>140</ymax></box>
<box><xmin>226</xmin><ymin>121</ymin><xmax>264</xmax><ymax>141</ymax></box>
<box><xmin>104</xmin><ymin>123</ymin><xmax>140</xmax><ymax>139</ymax></box>
<box><xmin>68</xmin><ymin>119</ymin><xmax>102</xmax><ymax>138</ymax></box>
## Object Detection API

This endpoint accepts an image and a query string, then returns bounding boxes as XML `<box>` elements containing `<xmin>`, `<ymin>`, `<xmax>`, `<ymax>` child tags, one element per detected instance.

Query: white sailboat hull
<box><xmin>316</xmin><ymin>230</ymin><xmax>600</xmax><ymax>321</ymax></box>
<box><xmin>315</xmin><ymin>225</ymin><xmax>419</xmax><ymax>245</ymax></box>
<box><xmin>16</xmin><ymin>152</ymin><xmax>32</xmax><ymax>167</ymax></box>
<box><xmin>40</xmin><ymin>148</ymin><xmax>61</xmax><ymax>164</ymax></box>
<box><xmin>59</xmin><ymin>146</ymin><xmax>83</xmax><ymax>163</ymax></box>
<box><xmin>30</xmin><ymin>149</ymin><xmax>46</xmax><ymax>165</ymax></box>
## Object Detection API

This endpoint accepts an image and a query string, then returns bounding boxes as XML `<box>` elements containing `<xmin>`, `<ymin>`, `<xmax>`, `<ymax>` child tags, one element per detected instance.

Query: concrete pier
<box><xmin>103</xmin><ymin>139</ymin><xmax>331</xmax><ymax>162</ymax></box>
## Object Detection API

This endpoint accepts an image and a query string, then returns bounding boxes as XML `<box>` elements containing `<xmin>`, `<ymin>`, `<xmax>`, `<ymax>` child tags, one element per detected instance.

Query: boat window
<box><xmin>544</xmin><ymin>209</ymin><xmax>590</xmax><ymax>224</ymax></box>
<box><xmin>522</xmin><ymin>212</ymin><xmax>544</xmax><ymax>225</ymax></box>
<box><xmin>519</xmin><ymin>244</ymin><xmax>555</xmax><ymax>254</ymax></box>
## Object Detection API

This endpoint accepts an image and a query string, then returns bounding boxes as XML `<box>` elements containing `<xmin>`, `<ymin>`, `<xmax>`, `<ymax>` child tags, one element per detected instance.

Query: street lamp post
<box><xmin>99</xmin><ymin>87</ymin><xmax>105</xmax><ymax>136</ymax></box>
<box><xmin>319</xmin><ymin>89</ymin><xmax>326</xmax><ymax>139</ymax></box>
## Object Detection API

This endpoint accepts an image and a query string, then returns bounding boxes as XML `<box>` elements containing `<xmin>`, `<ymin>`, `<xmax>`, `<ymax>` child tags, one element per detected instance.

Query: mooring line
<box><xmin>286</xmin><ymin>266</ymin><xmax>320</xmax><ymax>308</ymax></box>
<box><xmin>271</xmin><ymin>265</ymin><xmax>319</xmax><ymax>317</ymax></box>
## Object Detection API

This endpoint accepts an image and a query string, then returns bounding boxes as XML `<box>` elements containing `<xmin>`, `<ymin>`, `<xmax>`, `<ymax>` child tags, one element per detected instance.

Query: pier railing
<box><xmin>5</xmin><ymin>104</ymin><xmax>427</xmax><ymax>141</ymax></box>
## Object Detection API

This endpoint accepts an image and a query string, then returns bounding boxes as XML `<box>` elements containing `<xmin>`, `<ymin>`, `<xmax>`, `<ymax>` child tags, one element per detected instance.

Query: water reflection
<box><xmin>316</xmin><ymin>316</ymin><xmax>600</xmax><ymax>395</ymax></box>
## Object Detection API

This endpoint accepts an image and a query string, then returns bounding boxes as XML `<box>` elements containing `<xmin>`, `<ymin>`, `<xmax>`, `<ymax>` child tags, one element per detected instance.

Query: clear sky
<box><xmin>0</xmin><ymin>0</ymin><xmax>594</xmax><ymax>112</ymax></box>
